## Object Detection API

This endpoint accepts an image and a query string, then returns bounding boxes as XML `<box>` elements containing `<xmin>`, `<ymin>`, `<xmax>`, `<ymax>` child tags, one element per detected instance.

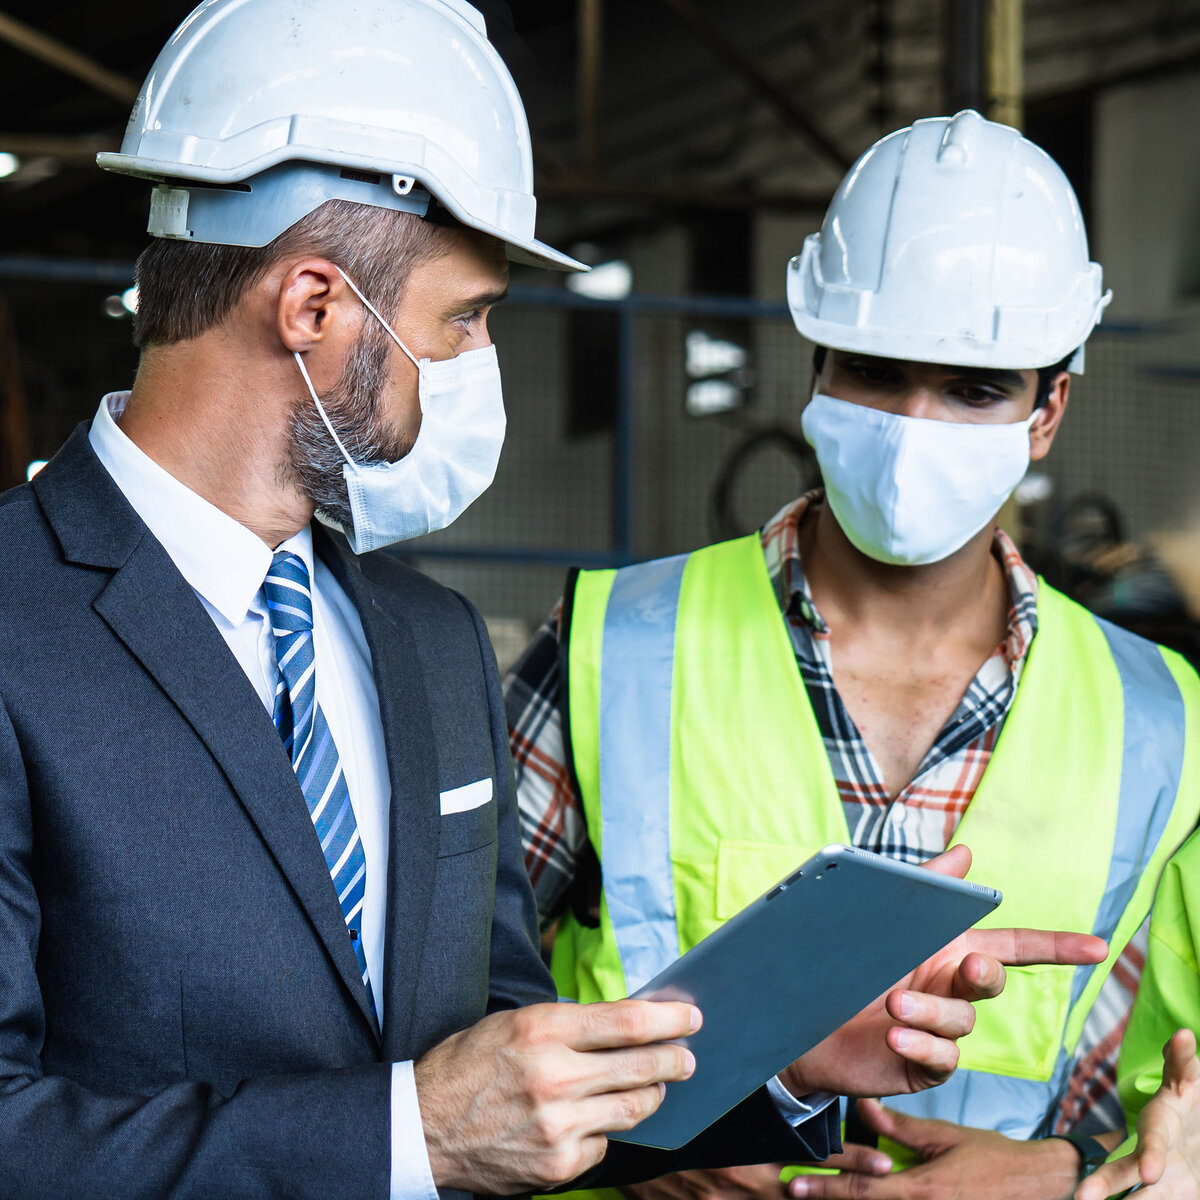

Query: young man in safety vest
<box><xmin>505</xmin><ymin>110</ymin><xmax>1200</xmax><ymax>1200</ymax></box>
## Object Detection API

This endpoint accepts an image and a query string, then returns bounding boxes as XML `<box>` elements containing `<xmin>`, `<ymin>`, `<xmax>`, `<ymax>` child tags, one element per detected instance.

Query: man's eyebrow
<box><xmin>947</xmin><ymin>366</ymin><xmax>1026</xmax><ymax>390</ymax></box>
<box><xmin>448</xmin><ymin>287</ymin><xmax>509</xmax><ymax>314</ymax></box>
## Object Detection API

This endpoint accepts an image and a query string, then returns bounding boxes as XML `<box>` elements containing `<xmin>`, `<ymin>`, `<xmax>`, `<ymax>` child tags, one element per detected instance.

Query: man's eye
<box><xmin>455</xmin><ymin>310</ymin><xmax>482</xmax><ymax>330</ymax></box>
<box><xmin>851</xmin><ymin>363</ymin><xmax>895</xmax><ymax>384</ymax></box>
<box><xmin>956</xmin><ymin>387</ymin><xmax>1006</xmax><ymax>405</ymax></box>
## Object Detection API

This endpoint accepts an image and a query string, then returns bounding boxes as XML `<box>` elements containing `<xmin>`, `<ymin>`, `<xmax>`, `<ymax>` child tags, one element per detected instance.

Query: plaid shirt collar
<box><xmin>762</xmin><ymin>490</ymin><xmax>1040</xmax><ymax>672</ymax></box>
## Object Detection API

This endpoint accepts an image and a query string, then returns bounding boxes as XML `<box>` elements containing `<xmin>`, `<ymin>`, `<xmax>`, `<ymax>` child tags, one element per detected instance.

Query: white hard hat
<box><xmin>787</xmin><ymin>110</ymin><xmax>1110</xmax><ymax>372</ymax></box>
<box><xmin>98</xmin><ymin>0</ymin><xmax>584</xmax><ymax>271</ymax></box>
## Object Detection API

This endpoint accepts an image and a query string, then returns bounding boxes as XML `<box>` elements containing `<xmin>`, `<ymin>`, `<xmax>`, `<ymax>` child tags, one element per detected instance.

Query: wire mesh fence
<box><xmin>2</xmin><ymin>263</ymin><xmax>1197</xmax><ymax>670</ymax></box>
<box><xmin>402</xmin><ymin>288</ymin><xmax>1200</xmax><ymax>667</ymax></box>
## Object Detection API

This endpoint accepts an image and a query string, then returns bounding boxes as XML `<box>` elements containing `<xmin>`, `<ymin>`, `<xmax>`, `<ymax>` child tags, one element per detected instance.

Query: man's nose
<box><xmin>891</xmin><ymin>389</ymin><xmax>942</xmax><ymax>420</ymax></box>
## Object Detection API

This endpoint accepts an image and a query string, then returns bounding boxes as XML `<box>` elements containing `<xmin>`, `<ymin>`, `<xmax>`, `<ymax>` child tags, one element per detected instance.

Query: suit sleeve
<box><xmin>572</xmin><ymin>1090</ymin><xmax>840</xmax><ymax>1188</ymax></box>
<box><xmin>0</xmin><ymin>692</ymin><xmax>392</xmax><ymax>1200</ymax></box>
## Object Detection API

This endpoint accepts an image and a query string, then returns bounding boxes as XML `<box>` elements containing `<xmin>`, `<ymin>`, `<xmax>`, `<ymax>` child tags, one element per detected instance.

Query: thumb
<box><xmin>857</xmin><ymin>1099</ymin><xmax>945</xmax><ymax>1155</ymax></box>
<box><xmin>920</xmin><ymin>844</ymin><xmax>972</xmax><ymax>881</ymax></box>
<box><xmin>1164</xmin><ymin>1027</ymin><xmax>1200</xmax><ymax>1087</ymax></box>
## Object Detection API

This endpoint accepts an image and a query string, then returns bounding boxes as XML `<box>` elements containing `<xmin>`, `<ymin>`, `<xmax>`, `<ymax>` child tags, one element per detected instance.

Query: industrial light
<box><xmin>686</xmin><ymin>379</ymin><xmax>741</xmax><ymax>417</ymax></box>
<box><xmin>0</xmin><ymin>152</ymin><xmax>21</xmax><ymax>179</ymax></box>
<box><xmin>685</xmin><ymin>330</ymin><xmax>747</xmax><ymax>378</ymax></box>
<box><xmin>121</xmin><ymin>286</ymin><xmax>139</xmax><ymax>314</ymax></box>
<box><xmin>25</xmin><ymin>460</ymin><xmax>48</xmax><ymax>481</ymax></box>
<box><xmin>566</xmin><ymin>259</ymin><xmax>633</xmax><ymax>301</ymax></box>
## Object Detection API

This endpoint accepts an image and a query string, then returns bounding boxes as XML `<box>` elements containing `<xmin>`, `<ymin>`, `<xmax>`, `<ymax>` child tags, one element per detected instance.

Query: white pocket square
<box><xmin>439</xmin><ymin>778</ymin><xmax>494</xmax><ymax>815</ymax></box>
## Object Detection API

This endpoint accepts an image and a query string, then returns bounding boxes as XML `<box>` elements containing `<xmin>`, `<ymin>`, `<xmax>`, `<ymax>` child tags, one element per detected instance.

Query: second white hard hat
<box><xmin>787</xmin><ymin>110</ymin><xmax>1110</xmax><ymax>371</ymax></box>
<box><xmin>98</xmin><ymin>0</ymin><xmax>584</xmax><ymax>271</ymax></box>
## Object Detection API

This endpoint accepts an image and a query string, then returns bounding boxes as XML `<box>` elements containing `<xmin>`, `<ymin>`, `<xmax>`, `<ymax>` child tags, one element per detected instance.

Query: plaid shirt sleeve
<box><xmin>1050</xmin><ymin>918</ymin><xmax>1148</xmax><ymax>1137</ymax></box>
<box><xmin>502</xmin><ymin>601</ymin><xmax>592</xmax><ymax>933</ymax></box>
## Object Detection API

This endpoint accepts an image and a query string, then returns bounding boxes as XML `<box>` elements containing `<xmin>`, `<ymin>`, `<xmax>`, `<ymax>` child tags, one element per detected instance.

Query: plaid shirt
<box><xmin>503</xmin><ymin>492</ymin><xmax>1137</xmax><ymax>1135</ymax></box>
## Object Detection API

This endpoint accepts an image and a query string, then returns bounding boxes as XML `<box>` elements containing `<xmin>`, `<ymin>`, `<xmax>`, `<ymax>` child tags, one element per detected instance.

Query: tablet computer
<box><xmin>609</xmin><ymin>844</ymin><xmax>1001</xmax><ymax>1150</ymax></box>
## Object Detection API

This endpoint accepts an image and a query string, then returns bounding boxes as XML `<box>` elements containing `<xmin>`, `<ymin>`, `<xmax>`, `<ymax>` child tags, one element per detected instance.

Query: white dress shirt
<box><xmin>89</xmin><ymin>392</ymin><xmax>436</xmax><ymax>1200</ymax></box>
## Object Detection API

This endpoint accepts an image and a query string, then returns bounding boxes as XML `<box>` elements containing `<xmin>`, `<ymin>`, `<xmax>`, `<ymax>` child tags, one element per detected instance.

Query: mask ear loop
<box><xmin>336</xmin><ymin>267</ymin><xmax>423</xmax><ymax>372</ymax></box>
<box><xmin>293</xmin><ymin>350</ymin><xmax>360</xmax><ymax>473</ymax></box>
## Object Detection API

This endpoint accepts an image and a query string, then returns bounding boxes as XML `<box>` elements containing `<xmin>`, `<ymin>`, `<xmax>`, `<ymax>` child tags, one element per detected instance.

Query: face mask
<box><xmin>293</xmin><ymin>269</ymin><xmax>506</xmax><ymax>554</ymax></box>
<box><xmin>801</xmin><ymin>391</ymin><xmax>1040</xmax><ymax>566</ymax></box>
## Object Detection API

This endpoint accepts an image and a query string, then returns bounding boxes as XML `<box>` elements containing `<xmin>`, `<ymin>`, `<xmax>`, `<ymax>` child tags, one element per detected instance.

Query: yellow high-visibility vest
<box><xmin>552</xmin><ymin>532</ymin><xmax>1198</xmax><ymax>1188</ymax></box>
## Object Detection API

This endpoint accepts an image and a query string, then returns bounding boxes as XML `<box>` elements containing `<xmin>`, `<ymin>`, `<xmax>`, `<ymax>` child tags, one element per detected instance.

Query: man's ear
<box><xmin>1029</xmin><ymin>372</ymin><xmax>1069</xmax><ymax>462</ymax></box>
<box><xmin>275</xmin><ymin>259</ymin><xmax>361</xmax><ymax>354</ymax></box>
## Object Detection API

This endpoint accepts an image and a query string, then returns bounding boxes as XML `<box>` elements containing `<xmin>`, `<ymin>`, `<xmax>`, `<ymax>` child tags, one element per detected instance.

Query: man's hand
<box><xmin>415</xmin><ymin>999</ymin><xmax>698</xmax><ymax>1195</ymax></box>
<box><xmin>622</xmin><ymin>1163</ymin><xmax>790</xmax><ymax>1200</ymax></box>
<box><xmin>782</xmin><ymin>846</ymin><xmax>1108</xmax><ymax>1098</ymax></box>
<box><xmin>619</xmin><ymin>1148</ymin><xmax>895</xmax><ymax>1200</ymax></box>
<box><xmin>1078</xmin><ymin>1028</ymin><xmax>1200</xmax><ymax>1200</ymax></box>
<box><xmin>786</xmin><ymin>1100</ymin><xmax>1083</xmax><ymax>1199</ymax></box>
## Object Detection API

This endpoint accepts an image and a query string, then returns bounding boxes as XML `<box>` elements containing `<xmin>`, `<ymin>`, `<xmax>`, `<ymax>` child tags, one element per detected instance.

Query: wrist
<box><xmin>1045</xmin><ymin>1133</ymin><xmax>1111</xmax><ymax>1183</ymax></box>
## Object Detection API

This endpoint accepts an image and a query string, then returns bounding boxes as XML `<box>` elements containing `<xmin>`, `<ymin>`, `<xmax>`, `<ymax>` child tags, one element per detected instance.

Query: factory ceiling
<box><xmin>0</xmin><ymin>0</ymin><xmax>1198</xmax><ymax>262</ymax></box>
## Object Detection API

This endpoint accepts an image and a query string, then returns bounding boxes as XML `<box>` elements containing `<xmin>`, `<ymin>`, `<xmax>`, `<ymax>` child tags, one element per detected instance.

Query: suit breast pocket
<box><xmin>437</xmin><ymin>778</ymin><xmax>497</xmax><ymax>857</ymax></box>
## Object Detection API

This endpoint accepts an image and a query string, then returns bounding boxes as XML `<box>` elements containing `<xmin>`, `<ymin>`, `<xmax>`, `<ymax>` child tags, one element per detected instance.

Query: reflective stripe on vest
<box><xmin>555</xmin><ymin>532</ymin><xmax>1199</xmax><ymax>1144</ymax></box>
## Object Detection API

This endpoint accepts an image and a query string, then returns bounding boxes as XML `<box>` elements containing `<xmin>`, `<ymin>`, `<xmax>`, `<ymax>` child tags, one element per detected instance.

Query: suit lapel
<box><xmin>35</xmin><ymin>428</ymin><xmax>379</xmax><ymax>1037</ymax></box>
<box><xmin>317</xmin><ymin>530</ymin><xmax>441</xmax><ymax>1060</ymax></box>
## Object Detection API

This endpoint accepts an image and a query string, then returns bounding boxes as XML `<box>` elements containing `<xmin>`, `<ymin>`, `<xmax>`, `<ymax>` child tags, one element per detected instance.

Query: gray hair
<box><xmin>133</xmin><ymin>199</ymin><xmax>450</xmax><ymax>347</ymax></box>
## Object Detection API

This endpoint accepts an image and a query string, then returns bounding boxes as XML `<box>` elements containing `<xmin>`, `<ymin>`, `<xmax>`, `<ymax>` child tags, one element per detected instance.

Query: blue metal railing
<box><xmin>0</xmin><ymin>254</ymin><xmax>1166</xmax><ymax>570</ymax></box>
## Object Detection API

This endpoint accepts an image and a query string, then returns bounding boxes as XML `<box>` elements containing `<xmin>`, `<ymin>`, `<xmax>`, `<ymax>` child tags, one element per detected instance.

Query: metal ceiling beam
<box><xmin>577</xmin><ymin>0</ymin><xmax>603</xmax><ymax>178</ymax></box>
<box><xmin>653</xmin><ymin>0</ymin><xmax>853</xmax><ymax>171</ymax></box>
<box><xmin>0</xmin><ymin>133</ymin><xmax>114</xmax><ymax>163</ymax></box>
<box><xmin>0</xmin><ymin>11</ymin><xmax>138</xmax><ymax>106</ymax></box>
<box><xmin>536</xmin><ymin>176</ymin><xmax>832</xmax><ymax>212</ymax></box>
<box><xmin>987</xmin><ymin>0</ymin><xmax>1023</xmax><ymax>128</ymax></box>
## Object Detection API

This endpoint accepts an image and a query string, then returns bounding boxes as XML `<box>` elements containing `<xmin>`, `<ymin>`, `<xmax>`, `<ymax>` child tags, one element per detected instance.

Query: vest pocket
<box><xmin>959</xmin><ymin>962</ymin><xmax>1072</xmax><ymax>1081</ymax></box>
<box><xmin>715</xmin><ymin>840</ymin><xmax>824</xmax><ymax>920</ymax></box>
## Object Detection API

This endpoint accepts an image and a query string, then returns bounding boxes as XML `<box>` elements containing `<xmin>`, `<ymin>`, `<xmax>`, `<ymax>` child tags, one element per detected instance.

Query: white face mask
<box><xmin>801</xmin><ymin>391</ymin><xmax>1040</xmax><ymax>566</ymax></box>
<box><xmin>293</xmin><ymin>269</ymin><xmax>506</xmax><ymax>554</ymax></box>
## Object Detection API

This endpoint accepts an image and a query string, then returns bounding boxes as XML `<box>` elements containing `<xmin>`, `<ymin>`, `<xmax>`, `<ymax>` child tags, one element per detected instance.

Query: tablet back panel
<box><xmin>609</xmin><ymin>844</ymin><xmax>1001</xmax><ymax>1149</ymax></box>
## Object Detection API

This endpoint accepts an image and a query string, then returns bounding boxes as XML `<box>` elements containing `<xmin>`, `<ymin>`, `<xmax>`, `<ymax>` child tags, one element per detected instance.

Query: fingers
<box><xmin>1163</xmin><ymin>1027</ymin><xmax>1200</xmax><ymax>1087</ymax></box>
<box><xmin>886</xmin><ymin>989</ymin><xmax>976</xmax><ymax>1040</ymax></box>
<box><xmin>706</xmin><ymin>1162</ymin><xmax>795</xmax><ymax>1198</ymax></box>
<box><xmin>1075</xmin><ymin>1155</ymin><xmax>1140</xmax><ymax>1200</ymax></box>
<box><xmin>950</xmin><ymin>952</ymin><xmax>1006</xmax><ymax>1001</ymax></box>
<box><xmin>886</xmin><ymin>1025</ymin><xmax>960</xmax><ymax>1084</ymax></box>
<box><xmin>961</xmin><ymin>928</ymin><xmax>1108</xmax><ymax>968</ymax></box>
<box><xmin>920</xmin><ymin>844</ymin><xmax>972</xmax><ymax>880</ymax></box>
<box><xmin>855</xmin><ymin>1098</ymin><xmax>932</xmax><ymax>1151</ymax></box>
<box><xmin>584</xmin><ymin>1043</ymin><xmax>697</xmax><ymax>1094</ymax></box>
<box><xmin>816</xmin><ymin>1142</ymin><xmax>894</xmax><ymax>1176</ymax></box>
<box><xmin>1137</xmin><ymin>1122</ymin><xmax>1170</xmax><ymax>1186</ymax></box>
<box><xmin>564</xmin><ymin>998</ymin><xmax>702</xmax><ymax>1052</ymax></box>
<box><xmin>580</xmin><ymin>1082</ymin><xmax>669</xmax><ymax>1134</ymax></box>
<box><xmin>788</xmin><ymin>1167</ymin><xmax>903</xmax><ymax>1199</ymax></box>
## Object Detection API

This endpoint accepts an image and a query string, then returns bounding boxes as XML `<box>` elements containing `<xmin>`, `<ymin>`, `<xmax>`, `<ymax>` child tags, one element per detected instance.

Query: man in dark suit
<box><xmin>0</xmin><ymin>2</ymin><xmax>1106</xmax><ymax>1197</ymax></box>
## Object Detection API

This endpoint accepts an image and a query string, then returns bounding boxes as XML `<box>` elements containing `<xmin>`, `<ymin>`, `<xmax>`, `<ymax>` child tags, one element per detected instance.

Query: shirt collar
<box><xmin>763</xmin><ymin>489</ymin><xmax>1039</xmax><ymax>657</ymax></box>
<box><xmin>88</xmin><ymin>391</ymin><xmax>313</xmax><ymax>625</ymax></box>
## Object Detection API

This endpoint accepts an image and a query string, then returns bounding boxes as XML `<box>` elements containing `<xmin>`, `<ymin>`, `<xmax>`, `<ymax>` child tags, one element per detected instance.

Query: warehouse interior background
<box><xmin>1</xmin><ymin>0</ymin><xmax>1198</xmax><ymax>668</ymax></box>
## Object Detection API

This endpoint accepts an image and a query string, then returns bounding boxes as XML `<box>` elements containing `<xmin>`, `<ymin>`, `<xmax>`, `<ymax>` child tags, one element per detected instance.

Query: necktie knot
<box><xmin>263</xmin><ymin>551</ymin><xmax>314</xmax><ymax>635</ymax></box>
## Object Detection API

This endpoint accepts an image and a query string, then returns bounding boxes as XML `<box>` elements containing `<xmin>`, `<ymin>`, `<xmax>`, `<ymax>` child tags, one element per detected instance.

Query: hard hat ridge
<box><xmin>98</xmin><ymin>0</ymin><xmax>584</xmax><ymax>271</ymax></box>
<box><xmin>788</xmin><ymin>109</ymin><xmax>1111</xmax><ymax>372</ymax></box>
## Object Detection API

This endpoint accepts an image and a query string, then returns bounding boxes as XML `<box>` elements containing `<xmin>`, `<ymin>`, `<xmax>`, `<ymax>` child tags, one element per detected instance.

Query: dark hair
<box><xmin>810</xmin><ymin>345</ymin><xmax>1076</xmax><ymax>408</ymax></box>
<box><xmin>133</xmin><ymin>199</ymin><xmax>450</xmax><ymax>349</ymax></box>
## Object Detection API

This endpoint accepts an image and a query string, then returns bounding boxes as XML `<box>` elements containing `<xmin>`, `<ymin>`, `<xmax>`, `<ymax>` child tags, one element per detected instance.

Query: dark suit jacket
<box><xmin>0</xmin><ymin>426</ymin><xmax>835</xmax><ymax>1198</ymax></box>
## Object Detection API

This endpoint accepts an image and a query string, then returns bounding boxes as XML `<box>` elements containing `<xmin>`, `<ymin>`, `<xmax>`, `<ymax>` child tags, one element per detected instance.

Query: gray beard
<box><xmin>285</xmin><ymin>321</ymin><xmax>414</xmax><ymax>532</ymax></box>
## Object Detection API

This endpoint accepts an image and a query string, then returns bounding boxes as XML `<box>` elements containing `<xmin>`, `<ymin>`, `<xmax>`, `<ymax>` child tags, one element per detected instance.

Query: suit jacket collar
<box><xmin>33</xmin><ymin>422</ymin><xmax>146</xmax><ymax>570</ymax></box>
<box><xmin>33</xmin><ymin>426</ymin><xmax>382</xmax><ymax>1039</ymax></box>
<box><xmin>315</xmin><ymin>527</ymin><xmax>443</xmax><ymax>1061</ymax></box>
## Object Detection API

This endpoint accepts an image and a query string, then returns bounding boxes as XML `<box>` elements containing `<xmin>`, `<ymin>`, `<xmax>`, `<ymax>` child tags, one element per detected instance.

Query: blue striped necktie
<box><xmin>263</xmin><ymin>551</ymin><xmax>377</xmax><ymax>1025</ymax></box>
